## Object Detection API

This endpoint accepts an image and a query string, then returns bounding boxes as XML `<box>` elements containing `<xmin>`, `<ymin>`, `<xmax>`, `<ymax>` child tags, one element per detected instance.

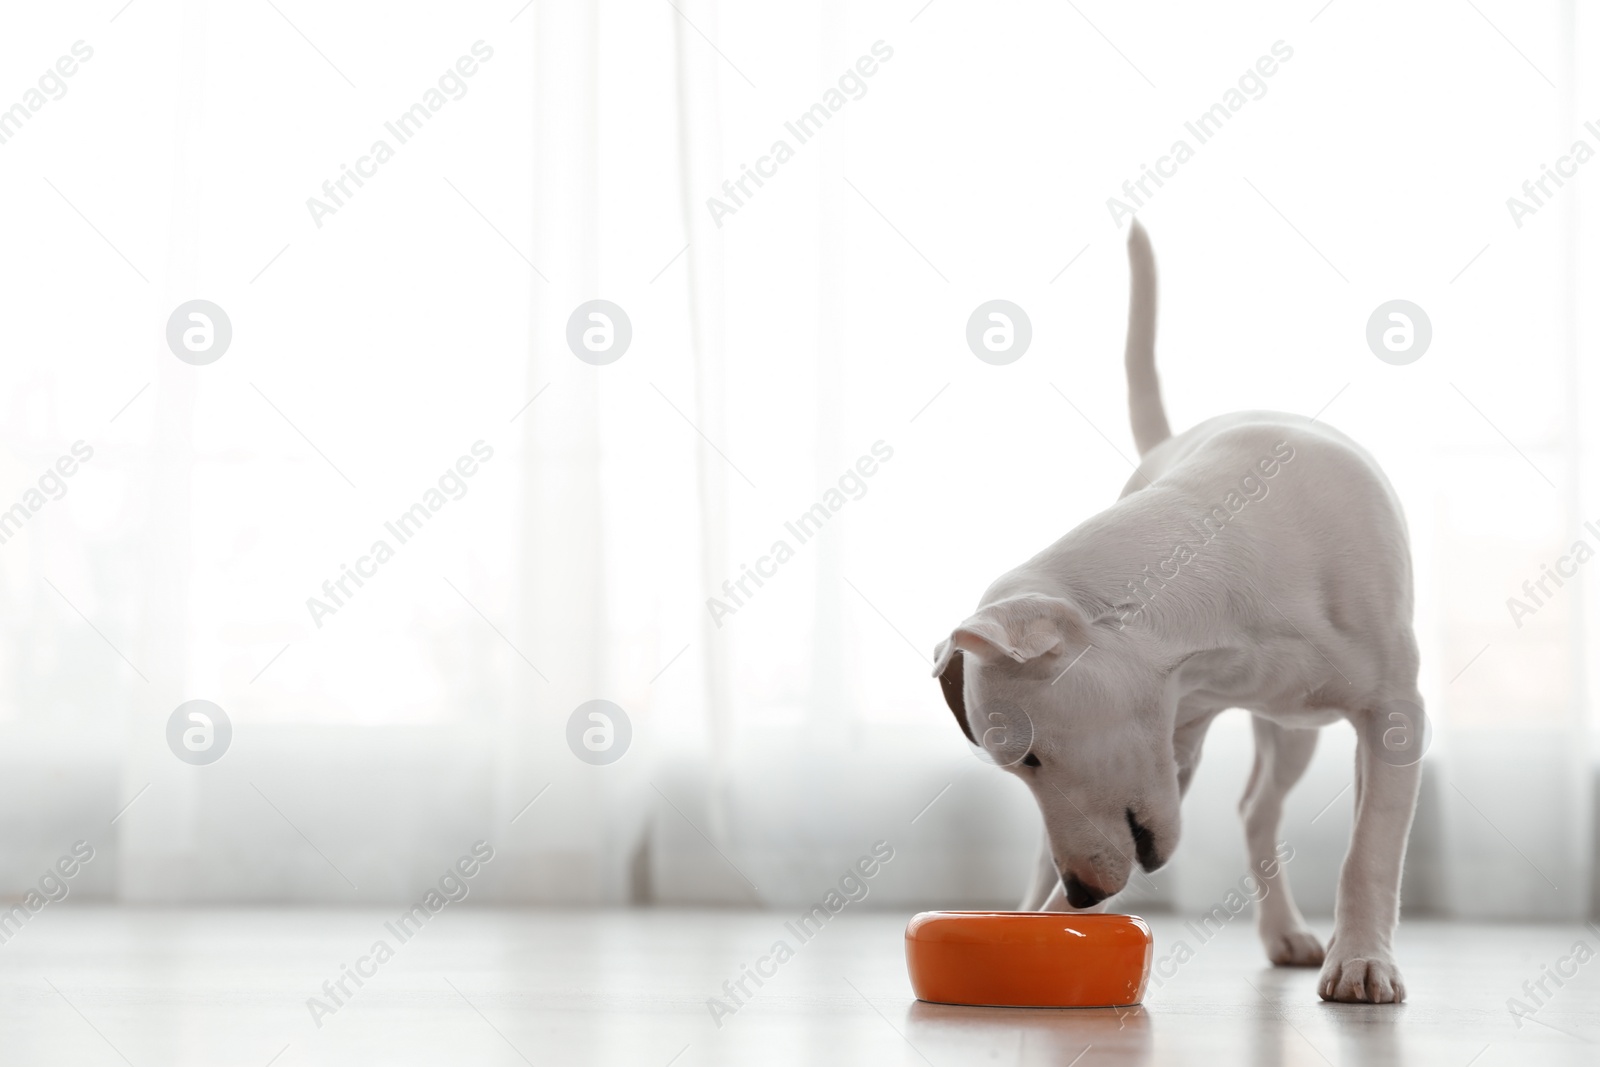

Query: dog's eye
<box><xmin>1021</xmin><ymin>753</ymin><xmax>1041</xmax><ymax>768</ymax></box>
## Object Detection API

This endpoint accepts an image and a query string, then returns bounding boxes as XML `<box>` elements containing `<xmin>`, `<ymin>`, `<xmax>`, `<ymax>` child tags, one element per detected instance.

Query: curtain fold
<box><xmin>0</xmin><ymin>0</ymin><xmax>1591</xmax><ymax>921</ymax></box>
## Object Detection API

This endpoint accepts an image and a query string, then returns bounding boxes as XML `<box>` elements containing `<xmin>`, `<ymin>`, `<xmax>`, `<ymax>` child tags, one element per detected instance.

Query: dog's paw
<box><xmin>1263</xmin><ymin>927</ymin><xmax>1324</xmax><ymax>968</ymax></box>
<box><xmin>1317</xmin><ymin>952</ymin><xmax>1405</xmax><ymax>1003</ymax></box>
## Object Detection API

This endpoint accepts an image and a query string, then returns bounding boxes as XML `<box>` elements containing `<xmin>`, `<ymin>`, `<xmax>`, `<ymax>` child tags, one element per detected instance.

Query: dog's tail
<box><xmin>1124</xmin><ymin>219</ymin><xmax>1171</xmax><ymax>456</ymax></box>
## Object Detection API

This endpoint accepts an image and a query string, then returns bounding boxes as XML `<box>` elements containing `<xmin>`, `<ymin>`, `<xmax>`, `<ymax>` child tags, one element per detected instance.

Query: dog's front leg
<box><xmin>1020</xmin><ymin>830</ymin><xmax>1059</xmax><ymax>911</ymax></box>
<box><xmin>1319</xmin><ymin>706</ymin><xmax>1422</xmax><ymax>1003</ymax></box>
<box><xmin>1022</xmin><ymin>829</ymin><xmax>1110</xmax><ymax>913</ymax></box>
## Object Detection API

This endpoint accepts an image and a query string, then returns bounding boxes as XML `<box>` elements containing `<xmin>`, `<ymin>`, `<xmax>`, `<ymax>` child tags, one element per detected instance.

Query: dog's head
<box><xmin>933</xmin><ymin>592</ymin><xmax>1180</xmax><ymax>908</ymax></box>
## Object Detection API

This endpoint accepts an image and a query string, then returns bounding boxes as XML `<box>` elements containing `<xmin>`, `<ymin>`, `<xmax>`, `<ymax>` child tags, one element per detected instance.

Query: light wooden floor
<box><xmin>1</xmin><ymin>907</ymin><xmax>1596</xmax><ymax>1065</ymax></box>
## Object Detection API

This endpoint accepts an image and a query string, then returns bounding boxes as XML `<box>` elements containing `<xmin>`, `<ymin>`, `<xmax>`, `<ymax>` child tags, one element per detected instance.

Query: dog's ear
<box><xmin>932</xmin><ymin>640</ymin><xmax>977</xmax><ymax>744</ymax></box>
<box><xmin>942</xmin><ymin>594</ymin><xmax>1087</xmax><ymax>666</ymax></box>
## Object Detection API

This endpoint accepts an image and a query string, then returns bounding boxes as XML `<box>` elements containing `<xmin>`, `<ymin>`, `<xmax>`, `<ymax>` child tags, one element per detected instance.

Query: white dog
<box><xmin>933</xmin><ymin>221</ymin><xmax>1423</xmax><ymax>1003</ymax></box>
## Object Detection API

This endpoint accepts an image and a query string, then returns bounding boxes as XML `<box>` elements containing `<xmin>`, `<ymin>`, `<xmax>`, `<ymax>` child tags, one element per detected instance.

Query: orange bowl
<box><xmin>905</xmin><ymin>911</ymin><xmax>1153</xmax><ymax>1007</ymax></box>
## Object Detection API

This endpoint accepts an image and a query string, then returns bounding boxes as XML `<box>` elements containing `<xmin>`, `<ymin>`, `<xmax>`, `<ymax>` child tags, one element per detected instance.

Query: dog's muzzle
<box><xmin>1063</xmin><ymin>873</ymin><xmax>1110</xmax><ymax>909</ymax></box>
<box><xmin>1127</xmin><ymin>808</ymin><xmax>1164</xmax><ymax>872</ymax></box>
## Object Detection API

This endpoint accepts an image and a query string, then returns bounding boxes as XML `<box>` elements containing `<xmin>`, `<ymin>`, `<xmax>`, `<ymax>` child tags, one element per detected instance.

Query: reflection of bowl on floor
<box><xmin>905</xmin><ymin>911</ymin><xmax>1153</xmax><ymax>1008</ymax></box>
<box><xmin>905</xmin><ymin>1000</ymin><xmax>1155</xmax><ymax>1063</ymax></box>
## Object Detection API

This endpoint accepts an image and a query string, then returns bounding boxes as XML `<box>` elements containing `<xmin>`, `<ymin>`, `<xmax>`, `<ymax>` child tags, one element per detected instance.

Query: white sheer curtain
<box><xmin>0</xmin><ymin>0</ymin><xmax>1593</xmax><ymax>921</ymax></box>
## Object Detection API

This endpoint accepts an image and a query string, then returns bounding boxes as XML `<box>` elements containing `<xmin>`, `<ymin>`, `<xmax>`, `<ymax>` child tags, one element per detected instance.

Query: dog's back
<box><xmin>1112</xmin><ymin>224</ymin><xmax>1417</xmax><ymax>708</ymax></box>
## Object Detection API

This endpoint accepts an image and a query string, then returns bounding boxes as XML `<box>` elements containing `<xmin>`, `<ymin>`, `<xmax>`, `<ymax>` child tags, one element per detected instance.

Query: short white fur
<box><xmin>933</xmin><ymin>221</ymin><xmax>1423</xmax><ymax>1004</ymax></box>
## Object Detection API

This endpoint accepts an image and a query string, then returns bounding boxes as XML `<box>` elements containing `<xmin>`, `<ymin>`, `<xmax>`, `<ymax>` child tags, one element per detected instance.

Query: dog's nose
<box><xmin>1063</xmin><ymin>873</ymin><xmax>1110</xmax><ymax>909</ymax></box>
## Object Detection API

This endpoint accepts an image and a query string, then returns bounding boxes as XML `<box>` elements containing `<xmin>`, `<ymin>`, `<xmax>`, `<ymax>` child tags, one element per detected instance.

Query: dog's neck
<box><xmin>993</xmin><ymin>485</ymin><xmax>1273</xmax><ymax>729</ymax></box>
<box><xmin>1010</xmin><ymin>486</ymin><xmax>1246</xmax><ymax>636</ymax></box>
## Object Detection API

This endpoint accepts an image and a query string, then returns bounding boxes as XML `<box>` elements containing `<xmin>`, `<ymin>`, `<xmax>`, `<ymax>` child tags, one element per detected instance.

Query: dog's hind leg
<box><xmin>1241</xmin><ymin>716</ymin><xmax>1324</xmax><ymax>966</ymax></box>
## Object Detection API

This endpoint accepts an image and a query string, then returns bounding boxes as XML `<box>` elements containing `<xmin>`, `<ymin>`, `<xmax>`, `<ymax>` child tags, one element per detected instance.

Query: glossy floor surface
<box><xmin>1</xmin><ymin>907</ymin><xmax>1596</xmax><ymax>1065</ymax></box>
